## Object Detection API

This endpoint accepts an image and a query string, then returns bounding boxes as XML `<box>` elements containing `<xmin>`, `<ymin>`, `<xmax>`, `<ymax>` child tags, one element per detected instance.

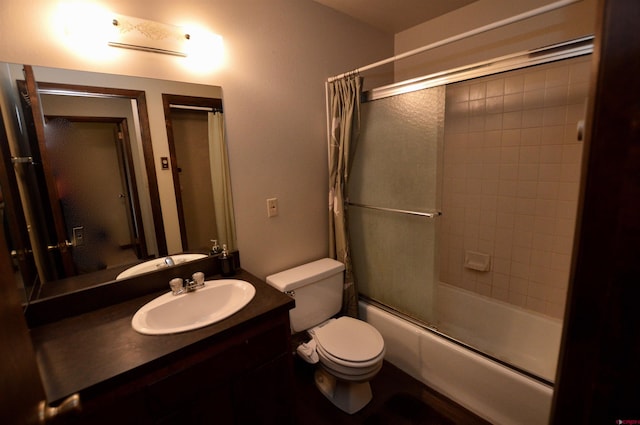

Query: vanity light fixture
<box><xmin>108</xmin><ymin>14</ymin><xmax>191</xmax><ymax>57</ymax></box>
<box><xmin>57</xmin><ymin>3</ymin><xmax>224</xmax><ymax>69</ymax></box>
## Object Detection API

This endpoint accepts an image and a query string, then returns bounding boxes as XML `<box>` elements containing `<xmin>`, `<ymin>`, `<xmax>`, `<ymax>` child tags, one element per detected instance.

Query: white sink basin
<box><xmin>131</xmin><ymin>279</ymin><xmax>256</xmax><ymax>335</ymax></box>
<box><xmin>116</xmin><ymin>253</ymin><xmax>207</xmax><ymax>280</ymax></box>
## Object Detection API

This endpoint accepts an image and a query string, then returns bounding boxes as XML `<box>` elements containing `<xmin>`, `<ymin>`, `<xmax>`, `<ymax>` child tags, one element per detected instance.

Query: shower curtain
<box><xmin>208</xmin><ymin>111</ymin><xmax>237</xmax><ymax>251</ymax></box>
<box><xmin>327</xmin><ymin>75</ymin><xmax>362</xmax><ymax>317</ymax></box>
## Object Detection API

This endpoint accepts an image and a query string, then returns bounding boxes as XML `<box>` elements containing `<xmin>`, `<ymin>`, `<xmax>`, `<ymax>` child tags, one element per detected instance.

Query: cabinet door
<box><xmin>233</xmin><ymin>353</ymin><xmax>295</xmax><ymax>425</ymax></box>
<box><xmin>152</xmin><ymin>385</ymin><xmax>235</xmax><ymax>425</ymax></box>
<box><xmin>66</xmin><ymin>390</ymin><xmax>150</xmax><ymax>425</ymax></box>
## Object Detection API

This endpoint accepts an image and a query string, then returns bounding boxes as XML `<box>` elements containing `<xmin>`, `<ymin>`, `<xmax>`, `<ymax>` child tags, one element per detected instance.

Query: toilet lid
<box><xmin>313</xmin><ymin>317</ymin><xmax>384</xmax><ymax>363</ymax></box>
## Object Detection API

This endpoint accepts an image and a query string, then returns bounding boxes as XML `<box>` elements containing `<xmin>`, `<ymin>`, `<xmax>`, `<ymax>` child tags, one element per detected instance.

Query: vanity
<box><xmin>0</xmin><ymin>61</ymin><xmax>296</xmax><ymax>423</ymax></box>
<box><xmin>28</xmin><ymin>262</ymin><xmax>296</xmax><ymax>424</ymax></box>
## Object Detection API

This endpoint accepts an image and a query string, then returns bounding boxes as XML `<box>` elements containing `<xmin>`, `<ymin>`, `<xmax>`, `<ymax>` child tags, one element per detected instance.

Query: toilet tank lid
<box><xmin>266</xmin><ymin>258</ymin><xmax>345</xmax><ymax>292</ymax></box>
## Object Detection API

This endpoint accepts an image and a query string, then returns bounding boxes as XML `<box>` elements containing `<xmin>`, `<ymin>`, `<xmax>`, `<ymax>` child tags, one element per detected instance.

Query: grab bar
<box><xmin>346</xmin><ymin>202</ymin><xmax>442</xmax><ymax>218</ymax></box>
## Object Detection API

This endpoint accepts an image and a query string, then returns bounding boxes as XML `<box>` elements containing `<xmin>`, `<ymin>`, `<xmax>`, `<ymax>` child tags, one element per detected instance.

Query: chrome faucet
<box><xmin>169</xmin><ymin>272</ymin><xmax>205</xmax><ymax>295</ymax></box>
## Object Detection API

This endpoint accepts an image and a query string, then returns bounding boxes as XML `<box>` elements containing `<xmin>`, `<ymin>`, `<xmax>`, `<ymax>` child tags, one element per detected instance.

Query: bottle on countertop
<box><xmin>210</xmin><ymin>239</ymin><xmax>222</xmax><ymax>255</ymax></box>
<box><xmin>219</xmin><ymin>244</ymin><xmax>235</xmax><ymax>277</ymax></box>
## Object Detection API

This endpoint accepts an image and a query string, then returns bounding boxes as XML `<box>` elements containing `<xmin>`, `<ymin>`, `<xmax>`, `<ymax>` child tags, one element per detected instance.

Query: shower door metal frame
<box><xmin>363</xmin><ymin>36</ymin><xmax>594</xmax><ymax>102</ymax></box>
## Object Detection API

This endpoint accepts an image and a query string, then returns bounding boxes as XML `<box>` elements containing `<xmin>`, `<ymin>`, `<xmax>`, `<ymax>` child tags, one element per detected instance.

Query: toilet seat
<box><xmin>319</xmin><ymin>357</ymin><xmax>383</xmax><ymax>382</ymax></box>
<box><xmin>316</xmin><ymin>342</ymin><xmax>385</xmax><ymax>369</ymax></box>
<box><xmin>311</xmin><ymin>317</ymin><xmax>385</xmax><ymax>367</ymax></box>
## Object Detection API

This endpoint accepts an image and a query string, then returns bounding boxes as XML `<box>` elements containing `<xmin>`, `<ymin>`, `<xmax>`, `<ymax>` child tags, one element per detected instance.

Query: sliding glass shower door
<box><xmin>348</xmin><ymin>86</ymin><xmax>445</xmax><ymax>324</ymax></box>
<box><xmin>347</xmin><ymin>39</ymin><xmax>591</xmax><ymax>382</ymax></box>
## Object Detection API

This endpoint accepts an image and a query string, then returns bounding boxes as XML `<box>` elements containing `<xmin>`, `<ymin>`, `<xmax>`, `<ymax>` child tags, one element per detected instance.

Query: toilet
<box><xmin>266</xmin><ymin>258</ymin><xmax>385</xmax><ymax>414</ymax></box>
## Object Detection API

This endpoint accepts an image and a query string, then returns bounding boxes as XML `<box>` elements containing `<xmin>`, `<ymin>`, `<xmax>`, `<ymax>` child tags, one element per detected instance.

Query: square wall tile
<box><xmin>440</xmin><ymin>56</ymin><xmax>589</xmax><ymax>318</ymax></box>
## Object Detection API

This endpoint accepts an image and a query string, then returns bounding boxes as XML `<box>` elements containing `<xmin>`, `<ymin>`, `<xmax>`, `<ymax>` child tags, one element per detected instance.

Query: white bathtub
<box><xmin>360</xmin><ymin>298</ymin><xmax>558</xmax><ymax>425</ymax></box>
<box><xmin>435</xmin><ymin>282</ymin><xmax>562</xmax><ymax>383</ymax></box>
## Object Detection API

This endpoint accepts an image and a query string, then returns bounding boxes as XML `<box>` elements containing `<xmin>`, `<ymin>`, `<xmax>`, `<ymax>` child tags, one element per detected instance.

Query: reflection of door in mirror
<box><xmin>9</xmin><ymin>66</ymin><xmax>166</xmax><ymax>289</ymax></box>
<box><xmin>17</xmin><ymin>75</ymin><xmax>76</xmax><ymax>282</ymax></box>
<box><xmin>43</xmin><ymin>117</ymin><xmax>146</xmax><ymax>274</ymax></box>
<box><xmin>17</xmin><ymin>80</ymin><xmax>154</xmax><ymax>281</ymax></box>
<box><xmin>163</xmin><ymin>94</ymin><xmax>236</xmax><ymax>252</ymax></box>
<box><xmin>169</xmin><ymin>108</ymin><xmax>217</xmax><ymax>252</ymax></box>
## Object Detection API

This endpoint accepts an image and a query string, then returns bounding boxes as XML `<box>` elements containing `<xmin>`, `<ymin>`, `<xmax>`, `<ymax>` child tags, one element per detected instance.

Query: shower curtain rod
<box><xmin>169</xmin><ymin>104</ymin><xmax>222</xmax><ymax>112</ymax></box>
<box><xmin>326</xmin><ymin>0</ymin><xmax>580</xmax><ymax>82</ymax></box>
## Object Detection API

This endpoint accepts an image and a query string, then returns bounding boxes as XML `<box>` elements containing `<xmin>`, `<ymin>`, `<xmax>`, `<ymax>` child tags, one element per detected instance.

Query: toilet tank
<box><xmin>266</xmin><ymin>258</ymin><xmax>345</xmax><ymax>333</ymax></box>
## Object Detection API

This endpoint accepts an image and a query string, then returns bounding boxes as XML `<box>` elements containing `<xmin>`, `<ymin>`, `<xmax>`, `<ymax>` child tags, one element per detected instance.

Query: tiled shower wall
<box><xmin>438</xmin><ymin>56</ymin><xmax>591</xmax><ymax>319</ymax></box>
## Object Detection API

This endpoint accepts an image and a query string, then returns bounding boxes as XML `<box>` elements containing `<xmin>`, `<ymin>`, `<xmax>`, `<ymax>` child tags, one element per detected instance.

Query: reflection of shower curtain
<box><xmin>208</xmin><ymin>111</ymin><xmax>236</xmax><ymax>251</ymax></box>
<box><xmin>328</xmin><ymin>75</ymin><xmax>362</xmax><ymax>317</ymax></box>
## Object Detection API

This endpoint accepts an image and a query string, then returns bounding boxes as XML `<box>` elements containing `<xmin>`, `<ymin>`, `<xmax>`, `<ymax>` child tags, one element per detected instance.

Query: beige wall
<box><xmin>0</xmin><ymin>0</ymin><xmax>393</xmax><ymax>279</ymax></box>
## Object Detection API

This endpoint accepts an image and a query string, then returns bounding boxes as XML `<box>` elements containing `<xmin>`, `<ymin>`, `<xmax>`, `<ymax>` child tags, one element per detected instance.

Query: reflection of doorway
<box><xmin>44</xmin><ymin>117</ymin><xmax>146</xmax><ymax>273</ymax></box>
<box><xmin>167</xmin><ymin>108</ymin><xmax>217</xmax><ymax>252</ymax></box>
<box><xmin>14</xmin><ymin>69</ymin><xmax>166</xmax><ymax>284</ymax></box>
<box><xmin>163</xmin><ymin>95</ymin><xmax>224</xmax><ymax>252</ymax></box>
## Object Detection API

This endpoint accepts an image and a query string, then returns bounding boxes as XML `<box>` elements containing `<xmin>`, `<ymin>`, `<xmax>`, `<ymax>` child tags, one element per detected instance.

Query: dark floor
<box><xmin>292</xmin><ymin>356</ymin><xmax>491</xmax><ymax>425</ymax></box>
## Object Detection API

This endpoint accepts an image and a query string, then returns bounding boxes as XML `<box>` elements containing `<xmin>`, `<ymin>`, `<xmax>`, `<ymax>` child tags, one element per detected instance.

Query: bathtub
<box><xmin>359</xmin><ymin>295</ymin><xmax>559</xmax><ymax>425</ymax></box>
<box><xmin>435</xmin><ymin>282</ymin><xmax>562</xmax><ymax>383</ymax></box>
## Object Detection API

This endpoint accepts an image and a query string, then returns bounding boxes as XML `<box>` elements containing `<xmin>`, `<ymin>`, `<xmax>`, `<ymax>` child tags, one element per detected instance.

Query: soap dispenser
<box><xmin>219</xmin><ymin>244</ymin><xmax>235</xmax><ymax>277</ymax></box>
<box><xmin>210</xmin><ymin>239</ymin><xmax>222</xmax><ymax>255</ymax></box>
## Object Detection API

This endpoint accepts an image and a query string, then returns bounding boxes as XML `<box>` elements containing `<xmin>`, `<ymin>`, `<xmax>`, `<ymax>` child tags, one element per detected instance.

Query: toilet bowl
<box><xmin>309</xmin><ymin>317</ymin><xmax>385</xmax><ymax>413</ymax></box>
<box><xmin>266</xmin><ymin>258</ymin><xmax>386</xmax><ymax>414</ymax></box>
<box><xmin>311</xmin><ymin>317</ymin><xmax>385</xmax><ymax>378</ymax></box>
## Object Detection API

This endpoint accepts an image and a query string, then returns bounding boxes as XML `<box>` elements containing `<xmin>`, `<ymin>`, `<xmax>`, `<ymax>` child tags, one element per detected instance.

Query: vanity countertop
<box><xmin>29</xmin><ymin>270</ymin><xmax>295</xmax><ymax>404</ymax></box>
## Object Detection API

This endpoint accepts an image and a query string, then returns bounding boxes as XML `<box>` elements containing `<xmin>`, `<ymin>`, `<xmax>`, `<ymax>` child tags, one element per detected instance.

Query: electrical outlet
<box><xmin>267</xmin><ymin>198</ymin><xmax>278</xmax><ymax>217</ymax></box>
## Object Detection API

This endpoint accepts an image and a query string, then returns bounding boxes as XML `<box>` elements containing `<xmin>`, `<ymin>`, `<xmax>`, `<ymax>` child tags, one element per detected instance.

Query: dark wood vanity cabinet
<box><xmin>30</xmin><ymin>271</ymin><xmax>297</xmax><ymax>425</ymax></box>
<box><xmin>66</xmin><ymin>313</ymin><xmax>294</xmax><ymax>425</ymax></box>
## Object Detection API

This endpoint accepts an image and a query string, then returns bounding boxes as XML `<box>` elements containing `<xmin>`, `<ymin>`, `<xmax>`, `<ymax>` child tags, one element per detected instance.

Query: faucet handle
<box><xmin>169</xmin><ymin>278</ymin><xmax>184</xmax><ymax>294</ymax></box>
<box><xmin>192</xmin><ymin>272</ymin><xmax>205</xmax><ymax>286</ymax></box>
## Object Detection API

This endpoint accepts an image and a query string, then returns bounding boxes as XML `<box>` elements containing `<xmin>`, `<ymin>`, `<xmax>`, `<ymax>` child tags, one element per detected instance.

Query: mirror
<box><xmin>0</xmin><ymin>62</ymin><xmax>236</xmax><ymax>304</ymax></box>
